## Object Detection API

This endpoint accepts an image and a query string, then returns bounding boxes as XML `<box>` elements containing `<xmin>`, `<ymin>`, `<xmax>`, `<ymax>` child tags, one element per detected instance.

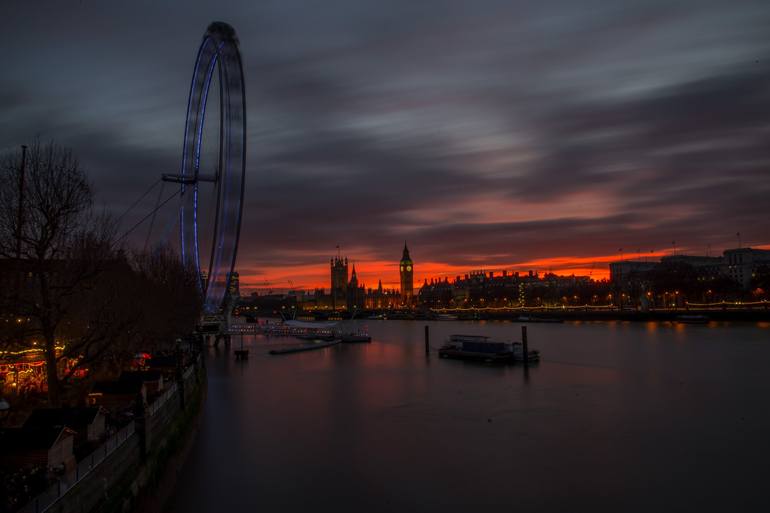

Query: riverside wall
<box><xmin>19</xmin><ymin>356</ymin><xmax>206</xmax><ymax>513</ymax></box>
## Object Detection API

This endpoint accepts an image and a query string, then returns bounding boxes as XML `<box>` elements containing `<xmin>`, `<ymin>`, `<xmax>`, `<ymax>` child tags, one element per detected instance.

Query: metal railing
<box><xmin>18</xmin><ymin>356</ymin><xmax>203</xmax><ymax>513</ymax></box>
<box><xmin>19</xmin><ymin>422</ymin><xmax>136</xmax><ymax>513</ymax></box>
<box><xmin>183</xmin><ymin>363</ymin><xmax>195</xmax><ymax>381</ymax></box>
<box><xmin>146</xmin><ymin>383</ymin><xmax>178</xmax><ymax>416</ymax></box>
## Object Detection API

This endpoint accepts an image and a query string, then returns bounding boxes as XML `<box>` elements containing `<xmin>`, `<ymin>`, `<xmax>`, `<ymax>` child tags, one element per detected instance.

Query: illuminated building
<box><xmin>226</xmin><ymin>271</ymin><xmax>240</xmax><ymax>300</ymax></box>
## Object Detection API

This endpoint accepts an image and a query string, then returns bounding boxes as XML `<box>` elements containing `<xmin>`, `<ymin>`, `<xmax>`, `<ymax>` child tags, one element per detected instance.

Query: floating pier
<box><xmin>269</xmin><ymin>339</ymin><xmax>341</xmax><ymax>355</ymax></box>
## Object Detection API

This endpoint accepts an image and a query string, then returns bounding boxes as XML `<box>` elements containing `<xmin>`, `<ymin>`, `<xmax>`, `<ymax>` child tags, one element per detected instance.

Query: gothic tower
<box><xmin>331</xmin><ymin>255</ymin><xmax>348</xmax><ymax>310</ymax></box>
<box><xmin>399</xmin><ymin>243</ymin><xmax>414</xmax><ymax>305</ymax></box>
<box><xmin>347</xmin><ymin>264</ymin><xmax>365</xmax><ymax>311</ymax></box>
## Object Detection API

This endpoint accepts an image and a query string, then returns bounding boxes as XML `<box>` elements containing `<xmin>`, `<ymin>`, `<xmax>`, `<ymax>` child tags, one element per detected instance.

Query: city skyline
<box><xmin>240</xmin><ymin>241</ymin><xmax>770</xmax><ymax>294</ymax></box>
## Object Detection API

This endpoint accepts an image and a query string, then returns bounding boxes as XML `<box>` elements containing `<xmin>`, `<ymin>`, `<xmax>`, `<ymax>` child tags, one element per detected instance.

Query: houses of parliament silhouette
<box><xmin>330</xmin><ymin>244</ymin><xmax>414</xmax><ymax>311</ymax></box>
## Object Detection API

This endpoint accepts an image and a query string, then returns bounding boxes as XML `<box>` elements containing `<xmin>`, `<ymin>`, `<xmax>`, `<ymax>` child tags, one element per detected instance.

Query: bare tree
<box><xmin>0</xmin><ymin>140</ymin><xmax>121</xmax><ymax>405</ymax></box>
<box><xmin>131</xmin><ymin>245</ymin><xmax>201</xmax><ymax>352</ymax></box>
<box><xmin>1</xmin><ymin>141</ymin><xmax>205</xmax><ymax>407</ymax></box>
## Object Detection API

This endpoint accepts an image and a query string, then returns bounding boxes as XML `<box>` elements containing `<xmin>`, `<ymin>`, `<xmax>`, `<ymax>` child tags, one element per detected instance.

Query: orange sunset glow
<box><xmin>240</xmin><ymin>249</ymin><xmax>684</xmax><ymax>292</ymax></box>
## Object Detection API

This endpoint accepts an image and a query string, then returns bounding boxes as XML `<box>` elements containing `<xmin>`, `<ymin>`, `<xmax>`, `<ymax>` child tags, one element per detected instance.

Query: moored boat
<box><xmin>439</xmin><ymin>334</ymin><xmax>539</xmax><ymax>363</ymax></box>
<box><xmin>340</xmin><ymin>333</ymin><xmax>372</xmax><ymax>343</ymax></box>
<box><xmin>511</xmin><ymin>342</ymin><xmax>540</xmax><ymax>362</ymax></box>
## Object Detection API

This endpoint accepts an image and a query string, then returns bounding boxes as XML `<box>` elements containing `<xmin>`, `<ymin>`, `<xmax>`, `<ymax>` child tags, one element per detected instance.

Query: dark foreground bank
<box><xmin>16</xmin><ymin>358</ymin><xmax>206</xmax><ymax>513</ymax></box>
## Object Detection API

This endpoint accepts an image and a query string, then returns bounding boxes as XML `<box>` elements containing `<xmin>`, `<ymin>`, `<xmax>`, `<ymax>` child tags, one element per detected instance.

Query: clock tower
<box><xmin>399</xmin><ymin>243</ymin><xmax>414</xmax><ymax>305</ymax></box>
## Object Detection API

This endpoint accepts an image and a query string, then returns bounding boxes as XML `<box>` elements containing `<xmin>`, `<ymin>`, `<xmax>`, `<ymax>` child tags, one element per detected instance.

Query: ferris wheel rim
<box><xmin>178</xmin><ymin>22</ymin><xmax>246</xmax><ymax>314</ymax></box>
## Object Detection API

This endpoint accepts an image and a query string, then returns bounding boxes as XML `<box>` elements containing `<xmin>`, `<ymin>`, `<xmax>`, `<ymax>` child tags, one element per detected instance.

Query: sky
<box><xmin>1</xmin><ymin>0</ymin><xmax>769</xmax><ymax>292</ymax></box>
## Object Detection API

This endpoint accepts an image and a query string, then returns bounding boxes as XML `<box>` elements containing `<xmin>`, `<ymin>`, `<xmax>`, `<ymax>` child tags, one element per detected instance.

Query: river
<box><xmin>171</xmin><ymin>320</ymin><xmax>770</xmax><ymax>512</ymax></box>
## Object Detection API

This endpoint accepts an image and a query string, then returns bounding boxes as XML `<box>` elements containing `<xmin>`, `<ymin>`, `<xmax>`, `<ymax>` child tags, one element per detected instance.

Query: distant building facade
<box><xmin>365</xmin><ymin>280</ymin><xmax>401</xmax><ymax>309</ymax></box>
<box><xmin>418</xmin><ymin>269</ymin><xmax>596</xmax><ymax>308</ymax></box>
<box><xmin>723</xmin><ymin>248</ymin><xmax>770</xmax><ymax>290</ymax></box>
<box><xmin>609</xmin><ymin>261</ymin><xmax>658</xmax><ymax>283</ymax></box>
<box><xmin>611</xmin><ymin>248</ymin><xmax>770</xmax><ymax>293</ymax></box>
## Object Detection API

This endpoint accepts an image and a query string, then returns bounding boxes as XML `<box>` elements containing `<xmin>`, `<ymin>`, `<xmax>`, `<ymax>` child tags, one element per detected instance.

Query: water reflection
<box><xmin>173</xmin><ymin>320</ymin><xmax>770</xmax><ymax>513</ymax></box>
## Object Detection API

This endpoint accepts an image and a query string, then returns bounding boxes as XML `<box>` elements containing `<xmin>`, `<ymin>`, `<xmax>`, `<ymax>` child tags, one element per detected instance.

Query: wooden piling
<box><xmin>425</xmin><ymin>325</ymin><xmax>430</xmax><ymax>355</ymax></box>
<box><xmin>521</xmin><ymin>325</ymin><xmax>529</xmax><ymax>364</ymax></box>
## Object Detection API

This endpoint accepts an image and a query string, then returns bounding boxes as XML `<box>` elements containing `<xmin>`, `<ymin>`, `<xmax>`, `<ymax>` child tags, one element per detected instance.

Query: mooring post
<box><xmin>425</xmin><ymin>325</ymin><xmax>430</xmax><ymax>355</ymax></box>
<box><xmin>521</xmin><ymin>325</ymin><xmax>529</xmax><ymax>365</ymax></box>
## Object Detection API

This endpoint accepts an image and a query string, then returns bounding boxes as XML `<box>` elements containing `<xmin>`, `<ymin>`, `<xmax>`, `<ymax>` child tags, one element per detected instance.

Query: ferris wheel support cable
<box><xmin>115</xmin><ymin>178</ymin><xmax>162</xmax><ymax>226</ymax></box>
<box><xmin>113</xmin><ymin>189</ymin><xmax>181</xmax><ymax>248</ymax></box>
<box><xmin>143</xmin><ymin>180</ymin><xmax>167</xmax><ymax>253</ymax></box>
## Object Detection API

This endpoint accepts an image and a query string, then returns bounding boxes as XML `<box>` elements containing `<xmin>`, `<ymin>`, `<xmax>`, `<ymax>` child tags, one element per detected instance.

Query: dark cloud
<box><xmin>1</xmin><ymin>0</ymin><xmax>769</xmax><ymax>286</ymax></box>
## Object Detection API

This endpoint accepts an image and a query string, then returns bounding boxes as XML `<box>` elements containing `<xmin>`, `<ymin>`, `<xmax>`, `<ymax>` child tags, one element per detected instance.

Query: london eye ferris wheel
<box><xmin>163</xmin><ymin>22</ymin><xmax>246</xmax><ymax>315</ymax></box>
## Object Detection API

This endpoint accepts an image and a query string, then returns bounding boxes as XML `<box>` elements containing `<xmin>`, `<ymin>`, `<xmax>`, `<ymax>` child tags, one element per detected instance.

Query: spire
<box><xmin>351</xmin><ymin>264</ymin><xmax>357</xmax><ymax>277</ymax></box>
<box><xmin>402</xmin><ymin>242</ymin><xmax>411</xmax><ymax>262</ymax></box>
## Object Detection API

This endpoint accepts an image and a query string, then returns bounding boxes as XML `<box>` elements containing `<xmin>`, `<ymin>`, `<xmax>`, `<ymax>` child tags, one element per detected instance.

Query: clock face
<box><xmin>406</xmin><ymin>265</ymin><xmax>412</xmax><ymax>272</ymax></box>
<box><xmin>400</xmin><ymin>266</ymin><xmax>404</xmax><ymax>272</ymax></box>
